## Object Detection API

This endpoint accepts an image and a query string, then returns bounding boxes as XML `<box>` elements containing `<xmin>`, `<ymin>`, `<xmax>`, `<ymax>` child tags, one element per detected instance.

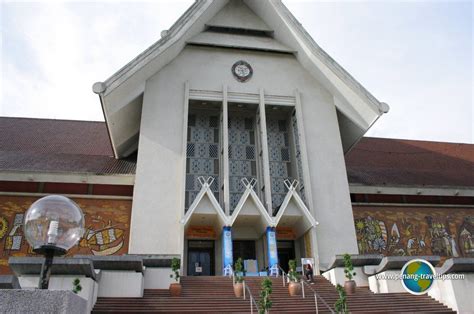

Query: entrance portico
<box><xmin>181</xmin><ymin>175</ymin><xmax>318</xmax><ymax>275</ymax></box>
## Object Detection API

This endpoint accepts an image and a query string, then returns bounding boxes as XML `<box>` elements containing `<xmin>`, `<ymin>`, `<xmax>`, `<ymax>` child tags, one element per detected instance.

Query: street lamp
<box><xmin>23</xmin><ymin>195</ymin><xmax>85</xmax><ymax>289</ymax></box>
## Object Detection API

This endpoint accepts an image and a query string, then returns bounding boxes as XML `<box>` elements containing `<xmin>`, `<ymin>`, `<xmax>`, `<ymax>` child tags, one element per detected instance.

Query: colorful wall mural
<box><xmin>0</xmin><ymin>195</ymin><xmax>132</xmax><ymax>274</ymax></box>
<box><xmin>353</xmin><ymin>206</ymin><xmax>474</xmax><ymax>257</ymax></box>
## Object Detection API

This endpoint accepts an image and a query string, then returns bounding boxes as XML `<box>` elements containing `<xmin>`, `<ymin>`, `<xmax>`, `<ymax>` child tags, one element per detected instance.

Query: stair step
<box><xmin>92</xmin><ymin>275</ymin><xmax>455</xmax><ymax>313</ymax></box>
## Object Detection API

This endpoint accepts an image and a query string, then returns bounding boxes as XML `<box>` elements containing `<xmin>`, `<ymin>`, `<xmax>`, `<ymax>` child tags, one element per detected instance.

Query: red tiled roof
<box><xmin>0</xmin><ymin>117</ymin><xmax>135</xmax><ymax>175</ymax></box>
<box><xmin>345</xmin><ymin>137</ymin><xmax>474</xmax><ymax>188</ymax></box>
<box><xmin>0</xmin><ymin>117</ymin><xmax>113</xmax><ymax>156</ymax></box>
<box><xmin>1</xmin><ymin>117</ymin><xmax>472</xmax><ymax>188</ymax></box>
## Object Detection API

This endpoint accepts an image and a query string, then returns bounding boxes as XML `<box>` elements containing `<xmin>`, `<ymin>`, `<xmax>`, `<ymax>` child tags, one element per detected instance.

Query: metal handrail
<box><xmin>278</xmin><ymin>265</ymin><xmax>288</xmax><ymax>286</ymax></box>
<box><xmin>243</xmin><ymin>280</ymin><xmax>259</xmax><ymax>314</ymax></box>
<box><xmin>279</xmin><ymin>264</ymin><xmax>333</xmax><ymax>314</ymax></box>
<box><xmin>301</xmin><ymin>279</ymin><xmax>335</xmax><ymax>314</ymax></box>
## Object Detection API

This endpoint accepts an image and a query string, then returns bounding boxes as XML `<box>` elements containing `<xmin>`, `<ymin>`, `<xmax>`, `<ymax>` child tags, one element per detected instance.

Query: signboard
<box><xmin>266</xmin><ymin>227</ymin><xmax>278</xmax><ymax>269</ymax></box>
<box><xmin>222</xmin><ymin>226</ymin><xmax>233</xmax><ymax>275</ymax></box>
<box><xmin>187</xmin><ymin>226</ymin><xmax>216</xmax><ymax>239</ymax></box>
<box><xmin>276</xmin><ymin>227</ymin><xmax>296</xmax><ymax>240</ymax></box>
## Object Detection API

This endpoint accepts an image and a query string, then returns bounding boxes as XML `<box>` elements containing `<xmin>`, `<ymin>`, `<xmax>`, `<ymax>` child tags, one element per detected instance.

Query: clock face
<box><xmin>232</xmin><ymin>61</ymin><xmax>253</xmax><ymax>82</ymax></box>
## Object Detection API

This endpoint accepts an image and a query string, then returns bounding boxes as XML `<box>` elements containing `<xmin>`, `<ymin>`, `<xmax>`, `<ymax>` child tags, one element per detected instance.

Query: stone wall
<box><xmin>353</xmin><ymin>205</ymin><xmax>474</xmax><ymax>257</ymax></box>
<box><xmin>0</xmin><ymin>195</ymin><xmax>132</xmax><ymax>274</ymax></box>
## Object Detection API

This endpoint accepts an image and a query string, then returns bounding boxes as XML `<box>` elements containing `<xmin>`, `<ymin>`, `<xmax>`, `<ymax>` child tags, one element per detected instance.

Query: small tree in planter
<box><xmin>259</xmin><ymin>277</ymin><xmax>273</xmax><ymax>314</ymax></box>
<box><xmin>343</xmin><ymin>253</ymin><xmax>356</xmax><ymax>294</ymax></box>
<box><xmin>169</xmin><ymin>257</ymin><xmax>182</xmax><ymax>296</ymax></box>
<box><xmin>287</xmin><ymin>259</ymin><xmax>301</xmax><ymax>296</ymax></box>
<box><xmin>72</xmin><ymin>278</ymin><xmax>82</xmax><ymax>294</ymax></box>
<box><xmin>233</xmin><ymin>257</ymin><xmax>244</xmax><ymax>297</ymax></box>
<box><xmin>335</xmin><ymin>284</ymin><xmax>348</xmax><ymax>313</ymax></box>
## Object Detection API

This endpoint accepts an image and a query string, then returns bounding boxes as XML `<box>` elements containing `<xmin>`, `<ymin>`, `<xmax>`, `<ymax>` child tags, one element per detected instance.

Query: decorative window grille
<box><xmin>185</xmin><ymin>113</ymin><xmax>220</xmax><ymax>212</ymax></box>
<box><xmin>266</xmin><ymin>118</ymin><xmax>291</xmax><ymax>211</ymax></box>
<box><xmin>228</xmin><ymin>116</ymin><xmax>257</xmax><ymax>213</ymax></box>
<box><xmin>291</xmin><ymin>112</ymin><xmax>307</xmax><ymax>204</ymax></box>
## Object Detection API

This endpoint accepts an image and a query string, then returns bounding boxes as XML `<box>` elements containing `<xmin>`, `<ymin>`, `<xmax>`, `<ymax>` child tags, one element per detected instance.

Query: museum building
<box><xmin>0</xmin><ymin>0</ymin><xmax>473</xmax><ymax>281</ymax></box>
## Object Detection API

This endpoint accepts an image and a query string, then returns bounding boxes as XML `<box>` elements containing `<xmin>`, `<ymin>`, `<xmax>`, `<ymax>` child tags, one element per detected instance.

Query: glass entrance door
<box><xmin>233</xmin><ymin>240</ymin><xmax>256</xmax><ymax>264</ymax></box>
<box><xmin>187</xmin><ymin>240</ymin><xmax>215</xmax><ymax>276</ymax></box>
<box><xmin>277</xmin><ymin>240</ymin><xmax>295</xmax><ymax>273</ymax></box>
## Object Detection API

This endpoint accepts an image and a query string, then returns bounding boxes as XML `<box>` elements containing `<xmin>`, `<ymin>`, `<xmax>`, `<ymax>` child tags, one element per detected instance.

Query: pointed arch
<box><xmin>229</xmin><ymin>179</ymin><xmax>275</xmax><ymax>235</ymax></box>
<box><xmin>274</xmin><ymin>180</ymin><xmax>317</xmax><ymax>238</ymax></box>
<box><xmin>181</xmin><ymin>177</ymin><xmax>229</xmax><ymax>231</ymax></box>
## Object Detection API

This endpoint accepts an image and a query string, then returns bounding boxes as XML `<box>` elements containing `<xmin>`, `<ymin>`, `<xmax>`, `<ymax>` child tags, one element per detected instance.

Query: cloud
<box><xmin>1</xmin><ymin>0</ymin><xmax>472</xmax><ymax>143</ymax></box>
<box><xmin>1</xmin><ymin>1</ymin><xmax>193</xmax><ymax>120</ymax></box>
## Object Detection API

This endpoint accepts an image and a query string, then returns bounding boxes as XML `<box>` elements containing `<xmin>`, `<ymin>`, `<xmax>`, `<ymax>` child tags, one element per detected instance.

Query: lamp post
<box><xmin>23</xmin><ymin>195</ymin><xmax>85</xmax><ymax>289</ymax></box>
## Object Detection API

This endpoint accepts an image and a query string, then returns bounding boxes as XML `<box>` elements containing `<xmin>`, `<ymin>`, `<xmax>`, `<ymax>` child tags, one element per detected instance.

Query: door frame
<box><xmin>187</xmin><ymin>240</ymin><xmax>215</xmax><ymax>276</ymax></box>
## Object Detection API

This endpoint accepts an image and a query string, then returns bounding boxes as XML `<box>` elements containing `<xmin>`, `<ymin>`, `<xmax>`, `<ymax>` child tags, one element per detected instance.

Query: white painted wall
<box><xmin>144</xmin><ymin>267</ymin><xmax>173</xmax><ymax>289</ymax></box>
<box><xmin>130</xmin><ymin>45</ymin><xmax>357</xmax><ymax>266</ymax></box>
<box><xmin>97</xmin><ymin>271</ymin><xmax>144</xmax><ymax>298</ymax></box>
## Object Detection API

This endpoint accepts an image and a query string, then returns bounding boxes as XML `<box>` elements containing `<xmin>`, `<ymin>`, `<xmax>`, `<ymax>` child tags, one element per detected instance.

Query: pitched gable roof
<box><xmin>94</xmin><ymin>0</ymin><xmax>388</xmax><ymax>158</ymax></box>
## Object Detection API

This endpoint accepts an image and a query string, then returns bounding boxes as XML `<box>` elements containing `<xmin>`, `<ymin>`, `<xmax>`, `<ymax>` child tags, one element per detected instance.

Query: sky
<box><xmin>1</xmin><ymin>0</ymin><xmax>473</xmax><ymax>144</ymax></box>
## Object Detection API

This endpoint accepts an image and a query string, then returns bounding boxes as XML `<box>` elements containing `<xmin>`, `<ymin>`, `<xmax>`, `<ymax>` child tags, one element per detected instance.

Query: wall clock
<box><xmin>232</xmin><ymin>61</ymin><xmax>253</xmax><ymax>82</ymax></box>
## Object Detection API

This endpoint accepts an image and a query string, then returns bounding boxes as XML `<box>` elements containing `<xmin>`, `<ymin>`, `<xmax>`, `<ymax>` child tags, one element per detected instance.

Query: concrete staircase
<box><xmin>92</xmin><ymin>275</ymin><xmax>455</xmax><ymax>313</ymax></box>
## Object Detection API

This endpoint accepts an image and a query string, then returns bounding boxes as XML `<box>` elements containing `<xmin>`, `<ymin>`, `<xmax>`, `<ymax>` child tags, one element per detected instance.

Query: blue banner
<box><xmin>222</xmin><ymin>226</ymin><xmax>233</xmax><ymax>275</ymax></box>
<box><xmin>266</xmin><ymin>227</ymin><xmax>278</xmax><ymax>269</ymax></box>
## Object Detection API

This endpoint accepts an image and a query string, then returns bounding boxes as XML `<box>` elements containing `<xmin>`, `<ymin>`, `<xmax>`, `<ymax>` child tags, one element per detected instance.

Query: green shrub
<box><xmin>234</xmin><ymin>257</ymin><xmax>244</xmax><ymax>283</ymax></box>
<box><xmin>72</xmin><ymin>278</ymin><xmax>82</xmax><ymax>294</ymax></box>
<box><xmin>258</xmin><ymin>277</ymin><xmax>273</xmax><ymax>314</ymax></box>
<box><xmin>334</xmin><ymin>284</ymin><xmax>348</xmax><ymax>313</ymax></box>
<box><xmin>287</xmin><ymin>259</ymin><xmax>299</xmax><ymax>282</ymax></box>
<box><xmin>343</xmin><ymin>254</ymin><xmax>356</xmax><ymax>281</ymax></box>
<box><xmin>170</xmin><ymin>257</ymin><xmax>180</xmax><ymax>282</ymax></box>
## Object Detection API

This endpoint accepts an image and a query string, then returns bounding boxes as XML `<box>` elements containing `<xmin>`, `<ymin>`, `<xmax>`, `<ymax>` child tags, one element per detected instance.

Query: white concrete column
<box><xmin>258</xmin><ymin>88</ymin><xmax>272</xmax><ymax>214</ymax></box>
<box><xmin>222</xmin><ymin>85</ymin><xmax>230</xmax><ymax>215</ymax></box>
<box><xmin>179</xmin><ymin>81</ymin><xmax>190</xmax><ymax>273</ymax></box>
<box><xmin>294</xmin><ymin>89</ymin><xmax>314</xmax><ymax>211</ymax></box>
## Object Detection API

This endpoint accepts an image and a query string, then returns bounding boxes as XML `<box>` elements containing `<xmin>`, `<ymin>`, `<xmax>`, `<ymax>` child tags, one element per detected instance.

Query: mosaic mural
<box><xmin>353</xmin><ymin>206</ymin><xmax>474</xmax><ymax>257</ymax></box>
<box><xmin>0</xmin><ymin>195</ymin><xmax>132</xmax><ymax>274</ymax></box>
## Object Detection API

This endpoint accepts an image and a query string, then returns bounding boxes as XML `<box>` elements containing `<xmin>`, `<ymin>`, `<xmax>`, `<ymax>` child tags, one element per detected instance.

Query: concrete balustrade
<box><xmin>75</xmin><ymin>255</ymin><xmax>144</xmax><ymax>298</ymax></box>
<box><xmin>142</xmin><ymin>255</ymin><xmax>179</xmax><ymax>289</ymax></box>
<box><xmin>8</xmin><ymin>257</ymin><xmax>98</xmax><ymax>313</ymax></box>
<box><xmin>428</xmin><ymin>257</ymin><xmax>474</xmax><ymax>313</ymax></box>
<box><xmin>321</xmin><ymin>254</ymin><xmax>383</xmax><ymax>287</ymax></box>
<box><xmin>365</xmin><ymin>255</ymin><xmax>441</xmax><ymax>293</ymax></box>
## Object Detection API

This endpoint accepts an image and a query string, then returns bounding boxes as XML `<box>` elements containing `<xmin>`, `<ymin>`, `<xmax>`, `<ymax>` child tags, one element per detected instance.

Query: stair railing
<box><xmin>301</xmin><ymin>278</ymin><xmax>335</xmax><ymax>314</ymax></box>
<box><xmin>243</xmin><ymin>280</ymin><xmax>258</xmax><ymax>314</ymax></box>
<box><xmin>278</xmin><ymin>265</ymin><xmax>288</xmax><ymax>287</ymax></box>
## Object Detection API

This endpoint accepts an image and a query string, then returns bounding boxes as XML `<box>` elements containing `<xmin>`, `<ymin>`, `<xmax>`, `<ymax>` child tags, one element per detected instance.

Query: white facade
<box><xmin>94</xmin><ymin>0</ymin><xmax>387</xmax><ymax>274</ymax></box>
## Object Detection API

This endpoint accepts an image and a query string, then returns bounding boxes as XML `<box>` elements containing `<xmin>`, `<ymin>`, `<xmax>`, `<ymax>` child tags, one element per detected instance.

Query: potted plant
<box><xmin>233</xmin><ymin>257</ymin><xmax>244</xmax><ymax>297</ymax></box>
<box><xmin>343</xmin><ymin>253</ymin><xmax>356</xmax><ymax>294</ymax></box>
<box><xmin>287</xmin><ymin>259</ymin><xmax>301</xmax><ymax>296</ymax></box>
<box><xmin>258</xmin><ymin>277</ymin><xmax>273</xmax><ymax>314</ymax></box>
<box><xmin>169</xmin><ymin>257</ymin><xmax>182</xmax><ymax>296</ymax></box>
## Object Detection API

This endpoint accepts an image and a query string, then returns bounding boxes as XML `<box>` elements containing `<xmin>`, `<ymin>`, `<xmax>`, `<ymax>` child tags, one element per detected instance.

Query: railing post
<box><xmin>250</xmin><ymin>295</ymin><xmax>253</xmax><ymax>314</ymax></box>
<box><xmin>282</xmin><ymin>272</ymin><xmax>285</xmax><ymax>287</ymax></box>
<box><xmin>243</xmin><ymin>280</ymin><xmax>246</xmax><ymax>300</ymax></box>
<box><xmin>314</xmin><ymin>293</ymin><xmax>319</xmax><ymax>314</ymax></box>
<box><xmin>301</xmin><ymin>279</ymin><xmax>305</xmax><ymax>298</ymax></box>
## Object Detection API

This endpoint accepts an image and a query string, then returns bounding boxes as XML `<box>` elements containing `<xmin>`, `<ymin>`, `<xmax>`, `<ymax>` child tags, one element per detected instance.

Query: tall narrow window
<box><xmin>291</xmin><ymin>111</ymin><xmax>307</xmax><ymax>204</ymax></box>
<box><xmin>266</xmin><ymin>117</ymin><xmax>291</xmax><ymax>213</ymax></box>
<box><xmin>185</xmin><ymin>108</ymin><xmax>221</xmax><ymax>212</ymax></box>
<box><xmin>228</xmin><ymin>104</ymin><xmax>258</xmax><ymax>213</ymax></box>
